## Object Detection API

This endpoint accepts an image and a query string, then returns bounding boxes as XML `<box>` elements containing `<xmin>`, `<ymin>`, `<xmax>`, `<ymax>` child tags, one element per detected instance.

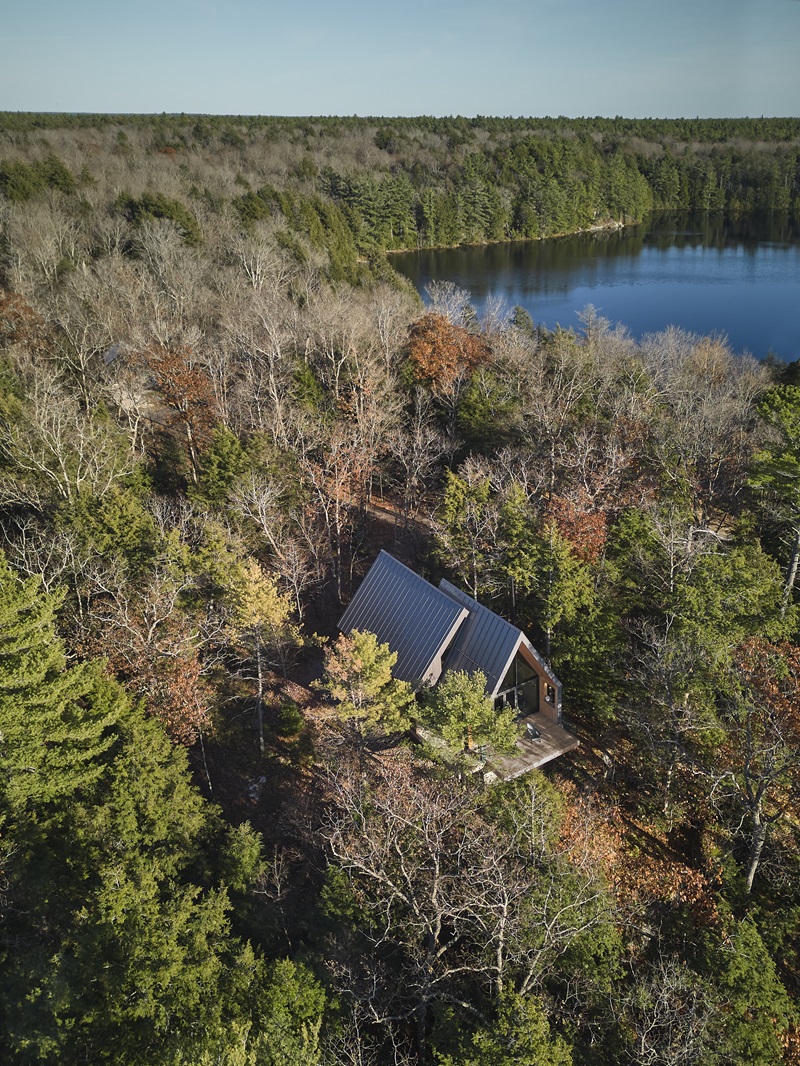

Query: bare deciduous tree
<box><xmin>620</xmin><ymin>955</ymin><xmax>714</xmax><ymax>1066</ymax></box>
<box><xmin>229</xmin><ymin>473</ymin><xmax>317</xmax><ymax>617</ymax></box>
<box><xmin>388</xmin><ymin>392</ymin><xmax>449</xmax><ymax>529</ymax></box>
<box><xmin>321</xmin><ymin>760</ymin><xmax>611</xmax><ymax>1058</ymax></box>
<box><xmin>0</xmin><ymin>370</ymin><xmax>137</xmax><ymax>508</ymax></box>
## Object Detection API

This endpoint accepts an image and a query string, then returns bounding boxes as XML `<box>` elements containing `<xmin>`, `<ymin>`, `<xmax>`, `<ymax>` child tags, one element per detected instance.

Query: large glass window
<box><xmin>496</xmin><ymin>653</ymin><xmax>539</xmax><ymax>716</ymax></box>
<box><xmin>500</xmin><ymin>655</ymin><xmax>536</xmax><ymax>692</ymax></box>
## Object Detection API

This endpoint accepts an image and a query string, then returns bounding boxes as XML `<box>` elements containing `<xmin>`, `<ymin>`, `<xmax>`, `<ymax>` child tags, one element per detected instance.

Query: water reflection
<box><xmin>390</xmin><ymin>214</ymin><xmax>800</xmax><ymax>359</ymax></box>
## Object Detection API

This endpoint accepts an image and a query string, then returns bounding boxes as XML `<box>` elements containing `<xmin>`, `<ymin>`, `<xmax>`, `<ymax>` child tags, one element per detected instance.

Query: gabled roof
<box><xmin>339</xmin><ymin>552</ymin><xmax>560</xmax><ymax>700</ymax></box>
<box><xmin>338</xmin><ymin>550</ymin><xmax>468</xmax><ymax>687</ymax></box>
<box><xmin>437</xmin><ymin>580</ymin><xmax>524</xmax><ymax>696</ymax></box>
<box><xmin>339</xmin><ymin>552</ymin><xmax>574</xmax><ymax>774</ymax></box>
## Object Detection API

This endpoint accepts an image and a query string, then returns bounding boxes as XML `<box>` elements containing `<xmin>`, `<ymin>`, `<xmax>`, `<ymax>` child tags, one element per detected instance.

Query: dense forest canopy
<box><xmin>1</xmin><ymin>112</ymin><xmax>800</xmax><ymax>1064</ymax></box>
<box><xmin>1</xmin><ymin>114</ymin><xmax>799</xmax><ymax>280</ymax></box>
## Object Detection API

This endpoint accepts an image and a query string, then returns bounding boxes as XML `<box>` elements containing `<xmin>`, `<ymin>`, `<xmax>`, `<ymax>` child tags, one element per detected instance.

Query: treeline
<box><xmin>3</xmin><ymin>111</ymin><xmax>799</xmax><ymax>142</ymax></box>
<box><xmin>1</xmin><ymin>113</ymin><xmax>800</xmax><ymax>1063</ymax></box>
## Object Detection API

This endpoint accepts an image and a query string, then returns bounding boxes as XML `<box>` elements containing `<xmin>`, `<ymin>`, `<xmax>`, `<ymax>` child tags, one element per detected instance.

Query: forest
<box><xmin>1</xmin><ymin>112</ymin><xmax>800</xmax><ymax>1064</ymax></box>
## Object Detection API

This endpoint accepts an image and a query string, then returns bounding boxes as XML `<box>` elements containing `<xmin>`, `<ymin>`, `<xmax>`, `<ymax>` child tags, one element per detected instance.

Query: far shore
<box><xmin>383</xmin><ymin>217</ymin><xmax>629</xmax><ymax>257</ymax></box>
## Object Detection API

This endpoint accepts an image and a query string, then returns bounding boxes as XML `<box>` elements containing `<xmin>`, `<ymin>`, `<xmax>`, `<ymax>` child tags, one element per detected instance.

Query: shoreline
<box><xmin>383</xmin><ymin>218</ymin><xmax>630</xmax><ymax>258</ymax></box>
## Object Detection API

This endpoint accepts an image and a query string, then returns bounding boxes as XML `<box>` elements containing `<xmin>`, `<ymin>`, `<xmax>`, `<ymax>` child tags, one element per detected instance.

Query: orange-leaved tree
<box><xmin>143</xmin><ymin>344</ymin><xmax>218</xmax><ymax>483</ymax></box>
<box><xmin>406</xmin><ymin>312</ymin><xmax>491</xmax><ymax>399</ymax></box>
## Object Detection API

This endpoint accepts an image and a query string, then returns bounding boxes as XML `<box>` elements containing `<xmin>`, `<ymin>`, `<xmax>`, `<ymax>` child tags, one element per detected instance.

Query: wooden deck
<box><xmin>485</xmin><ymin>713</ymin><xmax>580</xmax><ymax>781</ymax></box>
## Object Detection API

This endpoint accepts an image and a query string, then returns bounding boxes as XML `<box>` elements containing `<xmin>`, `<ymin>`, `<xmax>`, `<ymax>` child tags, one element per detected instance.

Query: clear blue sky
<box><xmin>1</xmin><ymin>0</ymin><xmax>798</xmax><ymax>117</ymax></box>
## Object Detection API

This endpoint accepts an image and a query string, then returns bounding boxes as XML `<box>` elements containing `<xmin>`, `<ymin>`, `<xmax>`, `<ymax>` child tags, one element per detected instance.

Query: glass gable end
<box><xmin>495</xmin><ymin>652</ymin><xmax>539</xmax><ymax>716</ymax></box>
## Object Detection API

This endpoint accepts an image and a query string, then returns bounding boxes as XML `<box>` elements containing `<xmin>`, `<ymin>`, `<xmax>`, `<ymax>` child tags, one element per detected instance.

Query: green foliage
<box><xmin>750</xmin><ymin>385</ymin><xmax>800</xmax><ymax>608</ymax></box>
<box><xmin>682</xmin><ymin>542</ymin><xmax>796</xmax><ymax>653</ymax></box>
<box><xmin>434</xmin><ymin>991</ymin><xmax>573</xmax><ymax>1065</ymax></box>
<box><xmin>422</xmin><ymin>668</ymin><xmax>518</xmax><ymax>754</ymax></box>
<box><xmin>750</xmin><ymin>845</ymin><xmax>800</xmax><ymax>988</ymax></box>
<box><xmin>530</xmin><ymin>524</ymin><xmax>596</xmax><ymax>658</ymax></box>
<box><xmin>117</xmin><ymin>191</ymin><xmax>202</xmax><ymax>245</ymax></box>
<box><xmin>436</xmin><ymin>469</ymin><xmax>493</xmax><ymax>597</ymax></box>
<box><xmin>319</xmin><ymin>863</ymin><xmax>369</xmax><ymax>929</ymax></box>
<box><xmin>0</xmin><ymin>557</ymin><xmax>115</xmax><ymax>810</ymax></box>
<box><xmin>256</xmin><ymin>959</ymin><xmax>326</xmax><ymax>1066</ymax></box>
<box><xmin>235</xmin><ymin>183</ymin><xmax>367</xmax><ymax>282</ymax></box>
<box><xmin>497</xmin><ymin>484</ymin><xmax>539</xmax><ymax>604</ymax></box>
<box><xmin>218</xmin><ymin>118</ymin><xmax>800</xmax><ymax>267</ymax></box>
<box><xmin>751</xmin><ymin>385</ymin><xmax>800</xmax><ymax>509</ymax></box>
<box><xmin>456</xmin><ymin>367</ymin><xmax>515</xmax><ymax>450</ymax></box>
<box><xmin>0</xmin><ymin>553</ymin><xmax>332</xmax><ymax>1065</ymax></box>
<box><xmin>605</xmin><ymin>506</ymin><xmax>664</xmax><ymax>618</ymax></box>
<box><xmin>0</xmin><ymin>114</ymin><xmax>797</xmax><ymax>228</ymax></box>
<box><xmin>374</xmin><ymin>125</ymin><xmax>409</xmax><ymax>154</ymax></box>
<box><xmin>0</xmin><ymin>153</ymin><xmax>77</xmax><ymax>202</ymax></box>
<box><xmin>226</xmin><ymin>556</ymin><xmax>301</xmax><ymax>663</ymax></box>
<box><xmin>701</xmin><ymin>916</ymin><xmax>793</xmax><ymax>1066</ymax></box>
<box><xmin>511</xmin><ymin>305</ymin><xmax>536</xmax><ymax>336</ymax></box>
<box><xmin>317</xmin><ymin>629</ymin><xmax>414</xmax><ymax>739</ymax></box>
<box><xmin>190</xmin><ymin>425</ymin><xmax>248</xmax><ymax>510</ymax></box>
<box><xmin>480</xmin><ymin>773</ymin><xmax>566</xmax><ymax>847</ymax></box>
<box><xmin>549</xmin><ymin>571</ymin><xmax>625</xmax><ymax>726</ymax></box>
<box><xmin>293</xmin><ymin>359</ymin><xmax>325</xmax><ymax>410</ymax></box>
<box><xmin>58</xmin><ymin>481</ymin><xmax>159</xmax><ymax>575</ymax></box>
<box><xmin>609</xmin><ymin>504</ymin><xmax>796</xmax><ymax>668</ymax></box>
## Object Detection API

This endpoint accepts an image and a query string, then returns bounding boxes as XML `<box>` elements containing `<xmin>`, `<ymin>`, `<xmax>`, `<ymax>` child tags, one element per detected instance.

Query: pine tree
<box><xmin>0</xmin><ymin>555</ymin><xmax>324</xmax><ymax>1064</ymax></box>
<box><xmin>421</xmin><ymin>668</ymin><xmax>518</xmax><ymax>754</ymax></box>
<box><xmin>317</xmin><ymin>629</ymin><xmax>414</xmax><ymax>744</ymax></box>
<box><xmin>226</xmin><ymin>557</ymin><xmax>302</xmax><ymax>754</ymax></box>
<box><xmin>0</xmin><ymin>556</ymin><xmax>117</xmax><ymax>811</ymax></box>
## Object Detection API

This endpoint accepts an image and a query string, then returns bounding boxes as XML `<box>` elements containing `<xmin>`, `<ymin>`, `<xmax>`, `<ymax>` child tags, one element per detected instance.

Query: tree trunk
<box><xmin>185</xmin><ymin>421</ymin><xmax>199</xmax><ymax>484</ymax></box>
<box><xmin>198</xmin><ymin>730</ymin><xmax>212</xmax><ymax>793</ymax></box>
<box><xmin>256</xmin><ymin>641</ymin><xmax>265</xmax><ymax>755</ymax></box>
<box><xmin>745</xmin><ymin>814</ymin><xmax>766</xmax><ymax>893</ymax></box>
<box><xmin>663</xmin><ymin>758</ymin><xmax>674</xmax><ymax>819</ymax></box>
<box><xmin>782</xmin><ymin>524</ymin><xmax>800</xmax><ymax>615</ymax></box>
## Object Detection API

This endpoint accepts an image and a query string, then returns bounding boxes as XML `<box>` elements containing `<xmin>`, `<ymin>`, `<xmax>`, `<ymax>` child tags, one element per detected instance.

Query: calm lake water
<box><xmin>391</xmin><ymin>215</ymin><xmax>800</xmax><ymax>361</ymax></box>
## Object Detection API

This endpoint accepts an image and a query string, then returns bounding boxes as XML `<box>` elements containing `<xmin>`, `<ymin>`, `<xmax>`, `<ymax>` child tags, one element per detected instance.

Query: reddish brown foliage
<box><xmin>406</xmin><ymin>312</ymin><xmax>491</xmax><ymax>394</ymax></box>
<box><xmin>80</xmin><ymin>591</ymin><xmax>212</xmax><ymax>746</ymax></box>
<box><xmin>733</xmin><ymin>639</ymin><xmax>800</xmax><ymax>722</ymax></box>
<box><xmin>0</xmin><ymin>290</ymin><xmax>53</xmax><ymax>357</ymax></box>
<box><xmin>131</xmin><ymin>643</ymin><xmax>211</xmax><ymax>746</ymax></box>
<box><xmin>558</xmin><ymin>784</ymin><xmax>720</xmax><ymax>927</ymax></box>
<box><xmin>142</xmin><ymin>345</ymin><xmax>218</xmax><ymax>480</ymax></box>
<box><xmin>546</xmin><ymin>489</ymin><xmax>608</xmax><ymax>563</ymax></box>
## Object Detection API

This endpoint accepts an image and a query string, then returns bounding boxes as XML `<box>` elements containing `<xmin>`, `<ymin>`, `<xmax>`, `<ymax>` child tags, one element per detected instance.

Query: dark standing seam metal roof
<box><xmin>338</xmin><ymin>551</ymin><xmax>469</xmax><ymax>686</ymax></box>
<box><xmin>437</xmin><ymin>580</ymin><xmax>523</xmax><ymax>696</ymax></box>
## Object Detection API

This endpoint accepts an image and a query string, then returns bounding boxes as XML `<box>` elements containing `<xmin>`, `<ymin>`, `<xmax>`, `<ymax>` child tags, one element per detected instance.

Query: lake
<box><xmin>390</xmin><ymin>215</ymin><xmax>800</xmax><ymax>361</ymax></box>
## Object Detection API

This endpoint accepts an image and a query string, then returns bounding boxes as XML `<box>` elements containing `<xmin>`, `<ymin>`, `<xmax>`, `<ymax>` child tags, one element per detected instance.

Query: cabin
<box><xmin>338</xmin><ymin>551</ymin><xmax>579</xmax><ymax>776</ymax></box>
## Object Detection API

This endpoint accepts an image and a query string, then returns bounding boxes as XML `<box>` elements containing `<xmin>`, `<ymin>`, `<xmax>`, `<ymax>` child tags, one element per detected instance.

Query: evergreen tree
<box><xmin>434</xmin><ymin>990</ymin><xmax>572</xmax><ymax>1065</ymax></box>
<box><xmin>0</xmin><ymin>557</ymin><xmax>116</xmax><ymax>811</ymax></box>
<box><xmin>0</xmin><ymin>556</ymin><xmax>325</xmax><ymax>1064</ymax></box>
<box><xmin>226</xmin><ymin>556</ymin><xmax>302</xmax><ymax>754</ymax></box>
<box><xmin>317</xmin><ymin>629</ymin><xmax>414</xmax><ymax>744</ymax></box>
<box><xmin>421</xmin><ymin>668</ymin><xmax>518</xmax><ymax>754</ymax></box>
